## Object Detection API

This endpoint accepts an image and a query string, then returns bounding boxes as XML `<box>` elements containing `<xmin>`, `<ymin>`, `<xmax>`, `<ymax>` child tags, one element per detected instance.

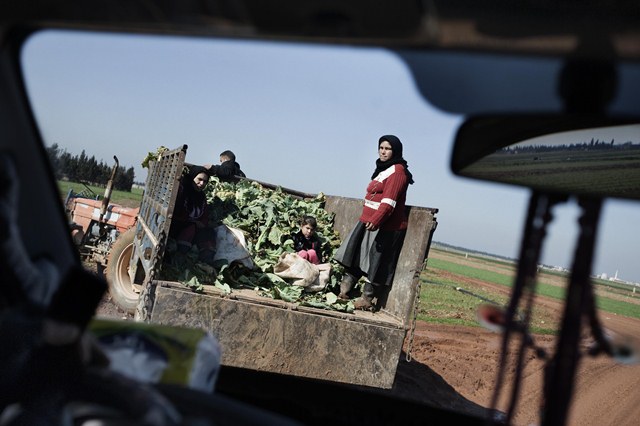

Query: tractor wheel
<box><xmin>105</xmin><ymin>227</ymin><xmax>138</xmax><ymax>313</ymax></box>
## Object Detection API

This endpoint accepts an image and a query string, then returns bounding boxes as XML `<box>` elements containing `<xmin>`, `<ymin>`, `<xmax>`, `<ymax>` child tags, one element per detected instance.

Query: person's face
<box><xmin>378</xmin><ymin>141</ymin><xmax>393</xmax><ymax>162</ymax></box>
<box><xmin>219</xmin><ymin>155</ymin><xmax>229</xmax><ymax>163</ymax></box>
<box><xmin>301</xmin><ymin>224</ymin><xmax>315</xmax><ymax>238</ymax></box>
<box><xmin>192</xmin><ymin>172</ymin><xmax>209</xmax><ymax>191</ymax></box>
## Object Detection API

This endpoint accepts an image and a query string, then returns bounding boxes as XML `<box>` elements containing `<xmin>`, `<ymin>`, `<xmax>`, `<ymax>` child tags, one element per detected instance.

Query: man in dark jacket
<box><xmin>205</xmin><ymin>150</ymin><xmax>246</xmax><ymax>183</ymax></box>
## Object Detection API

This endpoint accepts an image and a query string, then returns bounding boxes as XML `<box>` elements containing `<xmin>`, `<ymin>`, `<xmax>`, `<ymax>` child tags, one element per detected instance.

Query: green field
<box><xmin>462</xmin><ymin>148</ymin><xmax>640</xmax><ymax>199</ymax></box>
<box><xmin>418</xmin><ymin>247</ymin><xmax>640</xmax><ymax>334</ymax></box>
<box><xmin>58</xmin><ymin>181</ymin><xmax>143</xmax><ymax>208</ymax></box>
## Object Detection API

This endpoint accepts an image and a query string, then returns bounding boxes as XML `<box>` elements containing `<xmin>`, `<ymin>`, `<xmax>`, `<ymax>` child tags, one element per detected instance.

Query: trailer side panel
<box><xmin>150</xmin><ymin>284</ymin><xmax>406</xmax><ymax>388</ymax></box>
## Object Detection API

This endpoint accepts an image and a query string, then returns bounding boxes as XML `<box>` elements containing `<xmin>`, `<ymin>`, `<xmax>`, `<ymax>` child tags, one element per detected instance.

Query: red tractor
<box><xmin>64</xmin><ymin>157</ymin><xmax>139</xmax><ymax>282</ymax></box>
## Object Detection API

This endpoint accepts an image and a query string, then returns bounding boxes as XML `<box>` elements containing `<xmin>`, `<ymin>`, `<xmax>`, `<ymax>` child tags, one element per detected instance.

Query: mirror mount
<box><xmin>559</xmin><ymin>32</ymin><xmax>618</xmax><ymax>114</ymax></box>
<box><xmin>542</xmin><ymin>196</ymin><xmax>608</xmax><ymax>426</ymax></box>
<box><xmin>490</xmin><ymin>191</ymin><xmax>567</xmax><ymax>423</ymax></box>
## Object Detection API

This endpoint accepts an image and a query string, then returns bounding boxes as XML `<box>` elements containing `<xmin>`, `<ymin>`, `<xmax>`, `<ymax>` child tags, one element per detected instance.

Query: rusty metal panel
<box><xmin>128</xmin><ymin>145</ymin><xmax>187</xmax><ymax>286</ymax></box>
<box><xmin>323</xmin><ymin>196</ymin><xmax>365</xmax><ymax>239</ymax></box>
<box><xmin>388</xmin><ymin>206</ymin><xmax>438</xmax><ymax>323</ymax></box>
<box><xmin>323</xmin><ymin>196</ymin><xmax>438</xmax><ymax>325</ymax></box>
<box><xmin>71</xmin><ymin>198</ymin><xmax>139</xmax><ymax>233</ymax></box>
<box><xmin>150</xmin><ymin>284</ymin><xmax>406</xmax><ymax>389</ymax></box>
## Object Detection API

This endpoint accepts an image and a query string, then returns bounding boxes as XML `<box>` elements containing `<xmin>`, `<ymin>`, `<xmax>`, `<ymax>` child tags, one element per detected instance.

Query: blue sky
<box><xmin>21</xmin><ymin>30</ymin><xmax>640</xmax><ymax>283</ymax></box>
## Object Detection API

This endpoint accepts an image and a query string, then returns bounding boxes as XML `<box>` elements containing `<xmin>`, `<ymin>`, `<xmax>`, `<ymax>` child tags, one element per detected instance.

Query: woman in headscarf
<box><xmin>169</xmin><ymin>165</ymin><xmax>216</xmax><ymax>265</ymax></box>
<box><xmin>334</xmin><ymin>135</ymin><xmax>414</xmax><ymax>311</ymax></box>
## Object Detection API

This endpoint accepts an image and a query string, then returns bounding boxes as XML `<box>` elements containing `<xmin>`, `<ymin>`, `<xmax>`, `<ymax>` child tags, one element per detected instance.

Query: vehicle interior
<box><xmin>1</xmin><ymin>1</ymin><xmax>639</xmax><ymax>425</ymax></box>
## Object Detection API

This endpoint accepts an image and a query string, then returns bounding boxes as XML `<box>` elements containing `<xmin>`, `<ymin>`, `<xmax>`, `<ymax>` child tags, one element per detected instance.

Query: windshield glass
<box><xmin>21</xmin><ymin>29</ymin><xmax>640</xmax><ymax>425</ymax></box>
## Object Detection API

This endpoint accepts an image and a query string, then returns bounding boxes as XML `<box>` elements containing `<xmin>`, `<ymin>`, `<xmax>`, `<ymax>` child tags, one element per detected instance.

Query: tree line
<box><xmin>46</xmin><ymin>143</ymin><xmax>136</xmax><ymax>191</ymax></box>
<box><xmin>503</xmin><ymin>138</ymin><xmax>638</xmax><ymax>154</ymax></box>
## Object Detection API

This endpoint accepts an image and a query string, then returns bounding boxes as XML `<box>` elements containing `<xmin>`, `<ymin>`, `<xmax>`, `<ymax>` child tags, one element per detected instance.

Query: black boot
<box><xmin>354</xmin><ymin>282</ymin><xmax>377</xmax><ymax>311</ymax></box>
<box><xmin>338</xmin><ymin>273</ymin><xmax>357</xmax><ymax>299</ymax></box>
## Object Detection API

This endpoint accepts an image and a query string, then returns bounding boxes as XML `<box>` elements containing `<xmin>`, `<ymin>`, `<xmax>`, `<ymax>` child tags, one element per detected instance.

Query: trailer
<box><xmin>116</xmin><ymin>145</ymin><xmax>438</xmax><ymax>389</ymax></box>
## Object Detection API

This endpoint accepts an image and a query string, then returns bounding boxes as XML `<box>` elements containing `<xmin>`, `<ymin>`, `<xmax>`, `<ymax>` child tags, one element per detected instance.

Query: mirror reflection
<box><xmin>458</xmin><ymin>124</ymin><xmax>640</xmax><ymax>200</ymax></box>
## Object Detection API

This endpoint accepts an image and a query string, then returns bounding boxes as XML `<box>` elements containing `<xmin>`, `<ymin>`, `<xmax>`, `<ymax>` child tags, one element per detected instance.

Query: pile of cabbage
<box><xmin>159</xmin><ymin>174</ymin><xmax>354</xmax><ymax>312</ymax></box>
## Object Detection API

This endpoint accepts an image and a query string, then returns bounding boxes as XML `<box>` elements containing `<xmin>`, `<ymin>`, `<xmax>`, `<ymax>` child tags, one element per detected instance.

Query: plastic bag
<box><xmin>213</xmin><ymin>224</ymin><xmax>254</xmax><ymax>269</ymax></box>
<box><xmin>90</xmin><ymin>318</ymin><xmax>222</xmax><ymax>393</ymax></box>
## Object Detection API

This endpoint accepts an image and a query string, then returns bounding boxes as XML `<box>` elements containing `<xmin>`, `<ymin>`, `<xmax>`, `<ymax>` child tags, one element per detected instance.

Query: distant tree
<box><xmin>87</xmin><ymin>155</ymin><xmax>99</xmax><ymax>184</ymax></box>
<box><xmin>65</xmin><ymin>152</ymin><xmax>79</xmax><ymax>181</ymax></box>
<box><xmin>46</xmin><ymin>144</ymin><xmax>137</xmax><ymax>191</ymax></box>
<box><xmin>113</xmin><ymin>166</ymin><xmax>134</xmax><ymax>191</ymax></box>
<box><xmin>46</xmin><ymin>143</ymin><xmax>62</xmax><ymax>178</ymax></box>
<box><xmin>97</xmin><ymin>160</ymin><xmax>109</xmax><ymax>184</ymax></box>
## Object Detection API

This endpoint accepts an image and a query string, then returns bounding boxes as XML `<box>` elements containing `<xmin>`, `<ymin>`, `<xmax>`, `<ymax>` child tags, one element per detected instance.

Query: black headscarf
<box><xmin>371</xmin><ymin>135</ymin><xmax>414</xmax><ymax>184</ymax></box>
<box><xmin>185</xmin><ymin>165</ymin><xmax>210</xmax><ymax>188</ymax></box>
<box><xmin>181</xmin><ymin>165</ymin><xmax>210</xmax><ymax>205</ymax></box>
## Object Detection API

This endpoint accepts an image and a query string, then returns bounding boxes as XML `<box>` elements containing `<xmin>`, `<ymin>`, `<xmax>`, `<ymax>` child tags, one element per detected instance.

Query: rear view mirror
<box><xmin>451</xmin><ymin>115</ymin><xmax>640</xmax><ymax>201</ymax></box>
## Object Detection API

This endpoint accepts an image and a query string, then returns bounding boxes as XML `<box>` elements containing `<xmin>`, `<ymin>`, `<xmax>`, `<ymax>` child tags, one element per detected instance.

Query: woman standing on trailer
<box><xmin>334</xmin><ymin>135</ymin><xmax>414</xmax><ymax>311</ymax></box>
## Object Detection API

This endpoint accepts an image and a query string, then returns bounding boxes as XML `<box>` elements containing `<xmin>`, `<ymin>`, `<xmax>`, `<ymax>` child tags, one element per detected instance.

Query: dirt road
<box><xmin>392</xmin><ymin>318</ymin><xmax>640</xmax><ymax>426</ymax></box>
<box><xmin>405</xmin><ymin>250</ymin><xmax>640</xmax><ymax>425</ymax></box>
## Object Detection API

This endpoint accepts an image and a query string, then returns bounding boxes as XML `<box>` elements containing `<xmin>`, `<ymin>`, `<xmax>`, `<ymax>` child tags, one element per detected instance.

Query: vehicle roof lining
<box><xmin>2</xmin><ymin>0</ymin><xmax>640</xmax><ymax>61</ymax></box>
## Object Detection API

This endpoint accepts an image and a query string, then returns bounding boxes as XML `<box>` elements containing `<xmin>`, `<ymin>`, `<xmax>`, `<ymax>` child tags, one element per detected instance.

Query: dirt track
<box><xmin>408</xmin><ymin>250</ymin><xmax>640</xmax><ymax>425</ymax></box>
<box><xmin>387</xmin><ymin>275</ymin><xmax>640</xmax><ymax>426</ymax></box>
<box><xmin>393</xmin><ymin>318</ymin><xmax>640</xmax><ymax>425</ymax></box>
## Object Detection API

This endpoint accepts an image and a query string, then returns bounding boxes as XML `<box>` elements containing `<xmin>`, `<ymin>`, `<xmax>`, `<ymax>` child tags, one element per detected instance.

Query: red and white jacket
<box><xmin>359</xmin><ymin>164</ymin><xmax>409</xmax><ymax>231</ymax></box>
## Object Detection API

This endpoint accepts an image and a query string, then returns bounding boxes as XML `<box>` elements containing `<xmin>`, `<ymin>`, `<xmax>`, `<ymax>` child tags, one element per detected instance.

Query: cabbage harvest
<box><xmin>159</xmin><ymin>174</ymin><xmax>353</xmax><ymax>312</ymax></box>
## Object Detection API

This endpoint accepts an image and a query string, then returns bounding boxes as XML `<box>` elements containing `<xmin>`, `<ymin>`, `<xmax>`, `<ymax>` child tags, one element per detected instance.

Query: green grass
<box><xmin>427</xmin><ymin>257</ymin><xmax>640</xmax><ymax>311</ymax></box>
<box><xmin>417</xmin><ymin>268</ymin><xmax>557</xmax><ymax>334</ymax></box>
<box><xmin>418</xmin><ymin>273</ymin><xmax>508</xmax><ymax>327</ymax></box>
<box><xmin>420</xmin><ymin>250</ymin><xmax>640</xmax><ymax>334</ymax></box>
<box><xmin>595</xmin><ymin>297</ymin><xmax>640</xmax><ymax>319</ymax></box>
<box><xmin>428</xmin><ymin>257</ymin><xmax>514</xmax><ymax>285</ymax></box>
<box><xmin>434</xmin><ymin>249</ymin><xmax>517</xmax><ymax>270</ymax></box>
<box><xmin>58</xmin><ymin>181</ymin><xmax>143</xmax><ymax>208</ymax></box>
